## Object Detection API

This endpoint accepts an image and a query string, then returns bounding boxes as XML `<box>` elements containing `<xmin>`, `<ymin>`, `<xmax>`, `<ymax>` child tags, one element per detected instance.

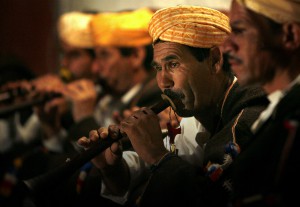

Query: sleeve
<box><xmin>100</xmin><ymin>151</ymin><xmax>150</xmax><ymax>204</ymax></box>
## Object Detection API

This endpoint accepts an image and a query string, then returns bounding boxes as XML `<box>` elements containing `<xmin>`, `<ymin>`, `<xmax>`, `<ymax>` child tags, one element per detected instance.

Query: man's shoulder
<box><xmin>272</xmin><ymin>83</ymin><xmax>300</xmax><ymax>121</ymax></box>
<box><xmin>223</xmin><ymin>83</ymin><xmax>268</xmax><ymax>120</ymax></box>
<box><xmin>233</xmin><ymin>83</ymin><xmax>267</xmax><ymax>105</ymax></box>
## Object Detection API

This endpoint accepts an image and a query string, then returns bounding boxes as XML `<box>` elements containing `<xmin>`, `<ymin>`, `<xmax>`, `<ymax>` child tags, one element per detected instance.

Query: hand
<box><xmin>120</xmin><ymin>107</ymin><xmax>168</xmax><ymax>165</ymax></box>
<box><xmin>0</xmin><ymin>80</ymin><xmax>33</xmax><ymax>106</ymax></box>
<box><xmin>62</xmin><ymin>79</ymin><xmax>97</xmax><ymax>122</ymax></box>
<box><xmin>114</xmin><ymin>106</ymin><xmax>181</xmax><ymax>130</ymax></box>
<box><xmin>31</xmin><ymin>73</ymin><xmax>69</xmax><ymax>118</ymax></box>
<box><xmin>31</xmin><ymin>74</ymin><xmax>68</xmax><ymax>136</ymax></box>
<box><xmin>77</xmin><ymin>126</ymin><xmax>123</xmax><ymax>169</ymax></box>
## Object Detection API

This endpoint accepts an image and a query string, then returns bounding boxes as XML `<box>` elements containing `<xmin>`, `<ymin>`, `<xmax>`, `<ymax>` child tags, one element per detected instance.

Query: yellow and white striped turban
<box><xmin>58</xmin><ymin>11</ymin><xmax>94</xmax><ymax>48</ymax></box>
<box><xmin>91</xmin><ymin>8</ymin><xmax>153</xmax><ymax>47</ymax></box>
<box><xmin>237</xmin><ymin>0</ymin><xmax>300</xmax><ymax>24</ymax></box>
<box><xmin>148</xmin><ymin>5</ymin><xmax>231</xmax><ymax>48</ymax></box>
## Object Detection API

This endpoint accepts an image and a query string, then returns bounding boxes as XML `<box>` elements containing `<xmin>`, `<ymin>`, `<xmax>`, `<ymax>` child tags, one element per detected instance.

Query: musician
<box><xmin>66</xmin><ymin>7</ymin><xmax>164</xmax><ymax>145</ymax></box>
<box><xmin>0</xmin><ymin>11</ymin><xmax>107</xmax><ymax>207</ymax></box>
<box><xmin>36</xmin><ymin>11</ymin><xmax>99</xmax><ymax>139</ymax></box>
<box><xmin>224</xmin><ymin>0</ymin><xmax>300</xmax><ymax>206</ymax></box>
<box><xmin>78</xmin><ymin>5</ymin><xmax>269</xmax><ymax>207</ymax></box>
<box><xmin>0</xmin><ymin>55</ymin><xmax>40</xmax><ymax>153</ymax></box>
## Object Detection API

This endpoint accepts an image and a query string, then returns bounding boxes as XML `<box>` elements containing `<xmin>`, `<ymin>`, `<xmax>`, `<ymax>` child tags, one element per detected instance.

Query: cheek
<box><xmin>156</xmin><ymin>73</ymin><xmax>163</xmax><ymax>88</ymax></box>
<box><xmin>102</xmin><ymin>59</ymin><xmax>118</xmax><ymax>75</ymax></box>
<box><xmin>69</xmin><ymin>61</ymin><xmax>81</xmax><ymax>73</ymax></box>
<box><xmin>253</xmin><ymin>52</ymin><xmax>274</xmax><ymax>80</ymax></box>
<box><xmin>243</xmin><ymin>42</ymin><xmax>257</xmax><ymax>61</ymax></box>
<box><xmin>241</xmin><ymin>31</ymin><xmax>262</xmax><ymax>62</ymax></box>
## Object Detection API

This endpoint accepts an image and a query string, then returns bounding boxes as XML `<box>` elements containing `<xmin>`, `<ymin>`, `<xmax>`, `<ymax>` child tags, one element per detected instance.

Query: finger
<box><xmin>108</xmin><ymin>125</ymin><xmax>121</xmax><ymax>139</ymax></box>
<box><xmin>77</xmin><ymin>136</ymin><xmax>90</xmax><ymax>148</ymax></box>
<box><xmin>89</xmin><ymin>129</ymin><xmax>100</xmax><ymax>141</ymax></box>
<box><xmin>98</xmin><ymin>127</ymin><xmax>108</xmax><ymax>139</ymax></box>
<box><xmin>112</xmin><ymin>111</ymin><xmax>122</xmax><ymax>124</ymax></box>
<box><xmin>110</xmin><ymin>141</ymin><xmax>123</xmax><ymax>156</ymax></box>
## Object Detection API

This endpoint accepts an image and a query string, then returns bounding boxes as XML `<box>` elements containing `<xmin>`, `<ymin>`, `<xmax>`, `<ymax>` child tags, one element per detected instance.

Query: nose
<box><xmin>222</xmin><ymin>35</ymin><xmax>238</xmax><ymax>54</ymax></box>
<box><xmin>157</xmin><ymin>70</ymin><xmax>174</xmax><ymax>90</ymax></box>
<box><xmin>222</xmin><ymin>37</ymin><xmax>231</xmax><ymax>54</ymax></box>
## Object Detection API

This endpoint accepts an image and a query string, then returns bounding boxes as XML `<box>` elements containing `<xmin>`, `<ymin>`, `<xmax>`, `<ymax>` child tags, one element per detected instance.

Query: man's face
<box><xmin>93</xmin><ymin>46</ymin><xmax>133</xmax><ymax>95</ymax></box>
<box><xmin>153</xmin><ymin>41</ymin><xmax>214</xmax><ymax>117</ymax></box>
<box><xmin>60</xmin><ymin>41</ymin><xmax>94</xmax><ymax>81</ymax></box>
<box><xmin>224</xmin><ymin>0</ymin><xmax>275</xmax><ymax>86</ymax></box>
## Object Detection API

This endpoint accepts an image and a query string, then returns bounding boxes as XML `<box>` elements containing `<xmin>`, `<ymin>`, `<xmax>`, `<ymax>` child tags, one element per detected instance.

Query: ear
<box><xmin>282</xmin><ymin>23</ymin><xmax>300</xmax><ymax>50</ymax></box>
<box><xmin>130</xmin><ymin>46</ymin><xmax>146</xmax><ymax>69</ymax></box>
<box><xmin>209</xmin><ymin>46</ymin><xmax>222</xmax><ymax>74</ymax></box>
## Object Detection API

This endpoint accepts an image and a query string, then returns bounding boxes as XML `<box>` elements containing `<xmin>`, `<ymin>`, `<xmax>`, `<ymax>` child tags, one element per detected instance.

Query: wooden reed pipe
<box><xmin>23</xmin><ymin>94</ymin><xmax>176</xmax><ymax>196</ymax></box>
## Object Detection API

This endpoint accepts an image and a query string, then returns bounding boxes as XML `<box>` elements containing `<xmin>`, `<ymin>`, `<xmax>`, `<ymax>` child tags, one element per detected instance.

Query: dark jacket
<box><xmin>230</xmin><ymin>83</ymin><xmax>300</xmax><ymax>207</ymax></box>
<box><xmin>137</xmin><ymin>82</ymin><xmax>269</xmax><ymax>207</ymax></box>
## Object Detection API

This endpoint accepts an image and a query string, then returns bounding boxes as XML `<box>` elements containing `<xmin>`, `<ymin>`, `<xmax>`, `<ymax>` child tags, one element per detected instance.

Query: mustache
<box><xmin>226</xmin><ymin>52</ymin><xmax>243</xmax><ymax>64</ymax></box>
<box><xmin>163</xmin><ymin>89</ymin><xmax>194</xmax><ymax>117</ymax></box>
<box><xmin>163</xmin><ymin>89</ymin><xmax>184</xmax><ymax>101</ymax></box>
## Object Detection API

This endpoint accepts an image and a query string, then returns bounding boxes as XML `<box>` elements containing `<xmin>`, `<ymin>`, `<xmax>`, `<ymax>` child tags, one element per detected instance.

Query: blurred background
<box><xmin>0</xmin><ymin>0</ymin><xmax>231</xmax><ymax>76</ymax></box>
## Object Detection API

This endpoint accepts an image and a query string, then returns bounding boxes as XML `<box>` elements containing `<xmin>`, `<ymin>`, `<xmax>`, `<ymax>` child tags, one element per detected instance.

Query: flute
<box><xmin>0</xmin><ymin>83</ymin><xmax>104</xmax><ymax>118</ymax></box>
<box><xmin>22</xmin><ymin>94</ymin><xmax>178</xmax><ymax>196</ymax></box>
<box><xmin>0</xmin><ymin>93</ymin><xmax>61</xmax><ymax>118</ymax></box>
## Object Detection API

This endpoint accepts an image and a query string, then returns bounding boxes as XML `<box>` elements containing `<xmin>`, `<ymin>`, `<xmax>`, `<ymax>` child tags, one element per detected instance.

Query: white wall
<box><xmin>59</xmin><ymin>0</ymin><xmax>232</xmax><ymax>14</ymax></box>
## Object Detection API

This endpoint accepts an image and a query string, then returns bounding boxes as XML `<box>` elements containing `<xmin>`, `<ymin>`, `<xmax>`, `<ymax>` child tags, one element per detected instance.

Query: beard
<box><xmin>163</xmin><ymin>89</ymin><xmax>194</xmax><ymax>117</ymax></box>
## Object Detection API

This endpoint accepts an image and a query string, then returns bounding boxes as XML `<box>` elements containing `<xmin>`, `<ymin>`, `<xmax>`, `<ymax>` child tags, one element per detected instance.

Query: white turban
<box><xmin>58</xmin><ymin>11</ymin><xmax>94</xmax><ymax>48</ymax></box>
<box><xmin>237</xmin><ymin>0</ymin><xmax>300</xmax><ymax>23</ymax></box>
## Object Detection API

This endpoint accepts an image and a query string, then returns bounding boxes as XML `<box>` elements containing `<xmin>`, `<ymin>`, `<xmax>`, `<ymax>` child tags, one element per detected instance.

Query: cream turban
<box><xmin>148</xmin><ymin>5</ymin><xmax>231</xmax><ymax>48</ymax></box>
<box><xmin>237</xmin><ymin>0</ymin><xmax>300</xmax><ymax>23</ymax></box>
<box><xmin>91</xmin><ymin>8</ymin><xmax>153</xmax><ymax>47</ymax></box>
<box><xmin>58</xmin><ymin>11</ymin><xmax>94</xmax><ymax>48</ymax></box>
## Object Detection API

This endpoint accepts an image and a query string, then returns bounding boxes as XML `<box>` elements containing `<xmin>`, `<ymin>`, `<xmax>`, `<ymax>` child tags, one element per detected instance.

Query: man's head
<box><xmin>90</xmin><ymin>8</ymin><xmax>154</xmax><ymax>96</ymax></box>
<box><xmin>148</xmin><ymin>5</ymin><xmax>231</xmax><ymax>117</ymax></box>
<box><xmin>57</xmin><ymin>11</ymin><xmax>95</xmax><ymax>82</ymax></box>
<box><xmin>224</xmin><ymin>0</ymin><xmax>300</xmax><ymax>91</ymax></box>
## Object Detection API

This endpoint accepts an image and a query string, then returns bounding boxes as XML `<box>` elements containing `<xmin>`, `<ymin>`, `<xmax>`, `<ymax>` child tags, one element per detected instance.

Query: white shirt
<box><xmin>0</xmin><ymin>113</ymin><xmax>41</xmax><ymax>152</ymax></box>
<box><xmin>251</xmin><ymin>74</ymin><xmax>300</xmax><ymax>132</ymax></box>
<box><xmin>94</xmin><ymin>84</ymin><xmax>142</xmax><ymax>127</ymax></box>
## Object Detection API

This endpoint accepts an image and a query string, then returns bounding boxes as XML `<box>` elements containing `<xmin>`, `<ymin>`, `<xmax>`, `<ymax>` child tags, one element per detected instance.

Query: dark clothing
<box><xmin>0</xmin><ymin>138</ymin><xmax>123</xmax><ymax>207</ymax></box>
<box><xmin>0</xmin><ymin>139</ymin><xmax>79</xmax><ymax>207</ymax></box>
<box><xmin>230</xmin><ymin>83</ymin><xmax>300</xmax><ymax>207</ymax></box>
<box><xmin>137</xmin><ymin>82</ymin><xmax>269</xmax><ymax>207</ymax></box>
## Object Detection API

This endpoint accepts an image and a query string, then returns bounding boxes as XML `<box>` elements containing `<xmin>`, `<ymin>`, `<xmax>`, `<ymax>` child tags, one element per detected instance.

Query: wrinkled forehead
<box><xmin>153</xmin><ymin>42</ymin><xmax>190</xmax><ymax>61</ymax></box>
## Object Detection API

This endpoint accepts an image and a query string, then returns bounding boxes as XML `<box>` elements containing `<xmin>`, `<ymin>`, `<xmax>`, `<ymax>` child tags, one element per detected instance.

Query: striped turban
<box><xmin>58</xmin><ymin>12</ymin><xmax>94</xmax><ymax>48</ymax></box>
<box><xmin>148</xmin><ymin>5</ymin><xmax>231</xmax><ymax>48</ymax></box>
<box><xmin>237</xmin><ymin>0</ymin><xmax>300</xmax><ymax>24</ymax></box>
<box><xmin>91</xmin><ymin>8</ymin><xmax>153</xmax><ymax>47</ymax></box>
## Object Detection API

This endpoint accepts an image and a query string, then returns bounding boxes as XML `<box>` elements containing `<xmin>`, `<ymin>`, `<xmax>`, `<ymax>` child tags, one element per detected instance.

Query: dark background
<box><xmin>0</xmin><ymin>0</ymin><xmax>60</xmax><ymax>76</ymax></box>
